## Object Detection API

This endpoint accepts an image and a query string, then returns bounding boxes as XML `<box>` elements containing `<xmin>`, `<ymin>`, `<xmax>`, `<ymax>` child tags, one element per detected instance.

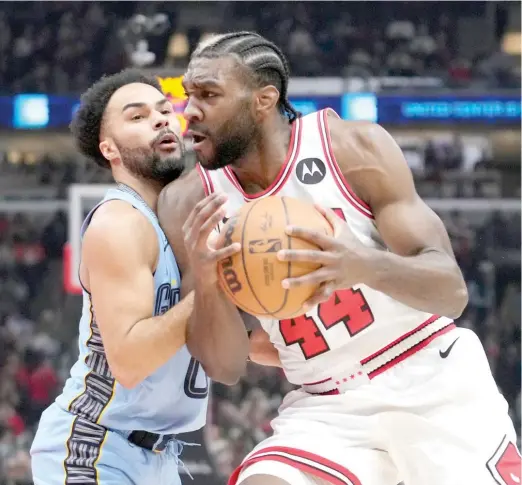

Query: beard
<box><xmin>192</xmin><ymin>104</ymin><xmax>260</xmax><ymax>171</ymax></box>
<box><xmin>116</xmin><ymin>139</ymin><xmax>191</xmax><ymax>187</ymax></box>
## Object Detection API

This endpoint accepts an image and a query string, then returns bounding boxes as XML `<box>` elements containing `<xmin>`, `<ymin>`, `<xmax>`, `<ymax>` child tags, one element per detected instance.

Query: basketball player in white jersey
<box><xmin>31</xmin><ymin>69</ymin><xmax>241</xmax><ymax>485</ymax></box>
<box><xmin>158</xmin><ymin>32</ymin><xmax>521</xmax><ymax>485</ymax></box>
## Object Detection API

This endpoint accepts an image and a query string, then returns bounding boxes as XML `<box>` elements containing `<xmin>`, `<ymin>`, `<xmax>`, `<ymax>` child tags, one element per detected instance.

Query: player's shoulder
<box><xmin>326</xmin><ymin>114</ymin><xmax>409</xmax><ymax>202</ymax></box>
<box><xmin>327</xmin><ymin>116</ymin><xmax>403</xmax><ymax>170</ymax></box>
<box><xmin>83</xmin><ymin>200</ymin><xmax>157</xmax><ymax>264</ymax></box>
<box><xmin>158</xmin><ymin>167</ymin><xmax>206</xmax><ymax>224</ymax></box>
<box><xmin>327</xmin><ymin>116</ymin><xmax>391</xmax><ymax>154</ymax></box>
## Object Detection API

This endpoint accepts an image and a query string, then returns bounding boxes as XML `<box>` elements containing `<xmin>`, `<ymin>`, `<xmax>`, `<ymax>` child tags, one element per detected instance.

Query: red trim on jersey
<box><xmin>229</xmin><ymin>446</ymin><xmax>362</xmax><ymax>485</ymax></box>
<box><xmin>318</xmin><ymin>109</ymin><xmax>373</xmax><ymax>219</ymax></box>
<box><xmin>222</xmin><ymin>117</ymin><xmax>302</xmax><ymax>201</ymax></box>
<box><xmin>313</xmin><ymin>388</ymin><xmax>340</xmax><ymax>396</ymax></box>
<box><xmin>367</xmin><ymin>322</ymin><xmax>456</xmax><ymax>379</ymax></box>
<box><xmin>304</xmin><ymin>315</ymin><xmax>455</xmax><ymax>395</ymax></box>
<box><xmin>360</xmin><ymin>314</ymin><xmax>440</xmax><ymax>365</ymax></box>
<box><xmin>303</xmin><ymin>376</ymin><xmax>332</xmax><ymax>386</ymax></box>
<box><xmin>196</xmin><ymin>163</ymin><xmax>214</xmax><ymax>195</ymax></box>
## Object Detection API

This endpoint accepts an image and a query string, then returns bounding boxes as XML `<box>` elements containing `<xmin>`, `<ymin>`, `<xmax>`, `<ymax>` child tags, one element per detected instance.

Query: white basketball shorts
<box><xmin>230</xmin><ymin>328</ymin><xmax>521</xmax><ymax>485</ymax></box>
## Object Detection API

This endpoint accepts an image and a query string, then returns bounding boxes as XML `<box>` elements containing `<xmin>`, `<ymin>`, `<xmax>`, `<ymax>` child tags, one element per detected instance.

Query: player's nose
<box><xmin>183</xmin><ymin>97</ymin><xmax>203</xmax><ymax>123</ymax></box>
<box><xmin>152</xmin><ymin>112</ymin><xmax>169</xmax><ymax>130</ymax></box>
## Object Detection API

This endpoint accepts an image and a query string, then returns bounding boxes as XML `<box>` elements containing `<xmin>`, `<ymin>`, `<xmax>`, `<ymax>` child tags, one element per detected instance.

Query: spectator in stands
<box><xmin>0</xmin><ymin>4</ymin><xmax>519</xmax><ymax>483</ymax></box>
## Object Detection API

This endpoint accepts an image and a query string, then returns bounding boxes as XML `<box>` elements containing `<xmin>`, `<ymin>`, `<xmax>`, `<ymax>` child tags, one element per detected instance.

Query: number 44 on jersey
<box><xmin>278</xmin><ymin>208</ymin><xmax>375</xmax><ymax>360</ymax></box>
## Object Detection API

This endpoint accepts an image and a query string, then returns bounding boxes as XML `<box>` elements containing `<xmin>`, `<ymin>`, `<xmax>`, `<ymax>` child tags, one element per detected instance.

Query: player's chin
<box><xmin>194</xmin><ymin>147</ymin><xmax>216</xmax><ymax>169</ymax></box>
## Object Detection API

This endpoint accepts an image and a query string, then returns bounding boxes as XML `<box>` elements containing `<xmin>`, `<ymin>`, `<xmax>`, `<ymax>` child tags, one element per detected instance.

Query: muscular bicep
<box><xmin>82</xmin><ymin>211</ymin><xmax>156</xmax><ymax>367</ymax></box>
<box><xmin>344</xmin><ymin>123</ymin><xmax>455</xmax><ymax>259</ymax></box>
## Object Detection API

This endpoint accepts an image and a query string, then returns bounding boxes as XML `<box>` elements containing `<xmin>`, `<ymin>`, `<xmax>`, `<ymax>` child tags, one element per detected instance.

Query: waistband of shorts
<box><xmin>302</xmin><ymin>315</ymin><xmax>455</xmax><ymax>395</ymax></box>
<box><xmin>112</xmin><ymin>428</ymin><xmax>178</xmax><ymax>453</ymax></box>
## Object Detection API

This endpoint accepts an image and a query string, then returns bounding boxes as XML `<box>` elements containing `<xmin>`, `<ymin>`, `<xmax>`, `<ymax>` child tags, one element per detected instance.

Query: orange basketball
<box><xmin>216</xmin><ymin>196</ymin><xmax>333</xmax><ymax>319</ymax></box>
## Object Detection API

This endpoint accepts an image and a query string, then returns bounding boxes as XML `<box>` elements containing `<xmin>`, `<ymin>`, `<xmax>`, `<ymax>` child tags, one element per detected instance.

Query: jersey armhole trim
<box><xmin>196</xmin><ymin>163</ymin><xmax>214</xmax><ymax>196</ymax></box>
<box><xmin>318</xmin><ymin>109</ymin><xmax>374</xmax><ymax>220</ymax></box>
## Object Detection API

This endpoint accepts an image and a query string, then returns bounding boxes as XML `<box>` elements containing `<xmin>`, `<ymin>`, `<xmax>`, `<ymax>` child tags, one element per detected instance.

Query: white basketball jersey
<box><xmin>197</xmin><ymin>109</ymin><xmax>454</xmax><ymax>386</ymax></box>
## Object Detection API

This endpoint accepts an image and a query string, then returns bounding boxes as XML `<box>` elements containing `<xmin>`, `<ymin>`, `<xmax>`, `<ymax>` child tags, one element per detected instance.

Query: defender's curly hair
<box><xmin>191</xmin><ymin>31</ymin><xmax>300</xmax><ymax>123</ymax></box>
<box><xmin>70</xmin><ymin>69</ymin><xmax>161</xmax><ymax>169</ymax></box>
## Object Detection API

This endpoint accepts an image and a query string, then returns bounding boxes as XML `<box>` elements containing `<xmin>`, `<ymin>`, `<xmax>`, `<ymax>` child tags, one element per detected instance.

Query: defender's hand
<box><xmin>277</xmin><ymin>205</ymin><xmax>371</xmax><ymax>308</ymax></box>
<box><xmin>182</xmin><ymin>193</ymin><xmax>241</xmax><ymax>285</ymax></box>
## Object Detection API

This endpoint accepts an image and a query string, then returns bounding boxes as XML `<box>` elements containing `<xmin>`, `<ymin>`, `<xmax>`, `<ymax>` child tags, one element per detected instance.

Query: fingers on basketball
<box><xmin>216</xmin><ymin>196</ymin><xmax>333</xmax><ymax>319</ymax></box>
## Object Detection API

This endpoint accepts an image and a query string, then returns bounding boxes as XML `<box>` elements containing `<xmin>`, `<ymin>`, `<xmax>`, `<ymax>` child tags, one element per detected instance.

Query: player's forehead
<box><xmin>106</xmin><ymin>83</ymin><xmax>165</xmax><ymax>115</ymax></box>
<box><xmin>183</xmin><ymin>57</ymin><xmax>242</xmax><ymax>91</ymax></box>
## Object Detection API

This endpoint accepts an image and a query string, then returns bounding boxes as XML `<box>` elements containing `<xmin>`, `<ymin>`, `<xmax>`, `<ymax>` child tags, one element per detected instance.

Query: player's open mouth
<box><xmin>156</xmin><ymin>134</ymin><xmax>178</xmax><ymax>151</ymax></box>
<box><xmin>187</xmin><ymin>130</ymin><xmax>208</xmax><ymax>150</ymax></box>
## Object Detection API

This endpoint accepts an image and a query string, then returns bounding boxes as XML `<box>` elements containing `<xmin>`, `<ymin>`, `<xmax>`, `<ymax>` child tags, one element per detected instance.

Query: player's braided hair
<box><xmin>191</xmin><ymin>32</ymin><xmax>300</xmax><ymax>123</ymax></box>
<box><xmin>70</xmin><ymin>69</ymin><xmax>162</xmax><ymax>169</ymax></box>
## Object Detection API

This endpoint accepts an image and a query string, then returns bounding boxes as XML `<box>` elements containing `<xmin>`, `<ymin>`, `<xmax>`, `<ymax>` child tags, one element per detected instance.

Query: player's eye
<box><xmin>131</xmin><ymin>114</ymin><xmax>144</xmax><ymax>121</ymax></box>
<box><xmin>161</xmin><ymin>109</ymin><xmax>172</xmax><ymax>115</ymax></box>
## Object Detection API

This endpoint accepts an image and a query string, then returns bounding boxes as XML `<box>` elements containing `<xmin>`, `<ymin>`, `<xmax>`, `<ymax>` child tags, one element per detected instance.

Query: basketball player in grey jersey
<box><xmin>30</xmin><ymin>70</ymin><xmax>239</xmax><ymax>485</ymax></box>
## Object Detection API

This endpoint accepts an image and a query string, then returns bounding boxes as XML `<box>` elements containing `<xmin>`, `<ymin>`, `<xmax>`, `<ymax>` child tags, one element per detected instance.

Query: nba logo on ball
<box><xmin>248</xmin><ymin>239</ymin><xmax>283</xmax><ymax>254</ymax></box>
<box><xmin>217</xmin><ymin>196</ymin><xmax>334</xmax><ymax>319</ymax></box>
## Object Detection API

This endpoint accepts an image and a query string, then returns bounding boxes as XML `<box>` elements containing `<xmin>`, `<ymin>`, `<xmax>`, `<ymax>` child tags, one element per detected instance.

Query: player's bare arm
<box><xmin>82</xmin><ymin>200</ymin><xmax>194</xmax><ymax>389</ymax></box>
<box><xmin>158</xmin><ymin>170</ymin><xmax>250</xmax><ymax>384</ymax></box>
<box><xmin>278</xmin><ymin>117</ymin><xmax>468</xmax><ymax>319</ymax></box>
<box><xmin>249</xmin><ymin>327</ymin><xmax>282</xmax><ymax>367</ymax></box>
<box><xmin>239</xmin><ymin>310</ymin><xmax>282</xmax><ymax>368</ymax></box>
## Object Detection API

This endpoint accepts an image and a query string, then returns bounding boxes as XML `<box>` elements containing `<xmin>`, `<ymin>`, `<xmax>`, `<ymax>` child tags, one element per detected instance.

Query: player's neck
<box><xmin>114</xmin><ymin>174</ymin><xmax>162</xmax><ymax>213</ymax></box>
<box><xmin>231</xmin><ymin>116</ymin><xmax>292</xmax><ymax>193</ymax></box>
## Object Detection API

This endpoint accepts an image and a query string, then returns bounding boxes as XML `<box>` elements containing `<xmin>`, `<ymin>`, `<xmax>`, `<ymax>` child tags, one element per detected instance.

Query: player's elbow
<box><xmin>115</xmin><ymin>373</ymin><xmax>141</xmax><ymax>390</ymax></box>
<box><xmin>110</xmin><ymin>365</ymin><xmax>142</xmax><ymax>389</ymax></box>
<box><xmin>445</xmin><ymin>269</ymin><xmax>468</xmax><ymax>319</ymax></box>
<box><xmin>250</xmin><ymin>350</ymin><xmax>282</xmax><ymax>367</ymax></box>
<box><xmin>447</xmin><ymin>284</ymin><xmax>468</xmax><ymax>320</ymax></box>
<box><xmin>202</xmin><ymin>361</ymin><xmax>246</xmax><ymax>386</ymax></box>
<box><xmin>107</xmin><ymin>353</ymin><xmax>144</xmax><ymax>389</ymax></box>
<box><xmin>249</xmin><ymin>330</ymin><xmax>282</xmax><ymax>367</ymax></box>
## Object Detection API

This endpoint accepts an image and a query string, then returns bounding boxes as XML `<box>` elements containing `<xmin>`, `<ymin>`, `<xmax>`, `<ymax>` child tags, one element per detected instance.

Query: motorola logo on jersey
<box><xmin>296</xmin><ymin>158</ymin><xmax>326</xmax><ymax>185</ymax></box>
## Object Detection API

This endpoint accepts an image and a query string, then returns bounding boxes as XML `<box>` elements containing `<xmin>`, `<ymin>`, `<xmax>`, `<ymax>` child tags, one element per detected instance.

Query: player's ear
<box><xmin>255</xmin><ymin>85</ymin><xmax>279</xmax><ymax>119</ymax></box>
<box><xmin>99</xmin><ymin>138</ymin><xmax>120</xmax><ymax>164</ymax></box>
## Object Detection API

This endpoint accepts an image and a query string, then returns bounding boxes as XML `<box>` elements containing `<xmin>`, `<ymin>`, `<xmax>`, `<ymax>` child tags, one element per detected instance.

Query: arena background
<box><xmin>0</xmin><ymin>2</ymin><xmax>520</xmax><ymax>484</ymax></box>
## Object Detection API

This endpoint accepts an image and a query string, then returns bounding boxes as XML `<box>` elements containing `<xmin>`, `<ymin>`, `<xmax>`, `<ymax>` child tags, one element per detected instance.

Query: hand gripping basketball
<box><xmin>277</xmin><ymin>205</ymin><xmax>371</xmax><ymax>309</ymax></box>
<box><xmin>182</xmin><ymin>193</ymin><xmax>241</xmax><ymax>286</ymax></box>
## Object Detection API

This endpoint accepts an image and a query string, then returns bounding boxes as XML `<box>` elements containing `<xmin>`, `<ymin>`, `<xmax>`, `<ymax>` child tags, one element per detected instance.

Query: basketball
<box><xmin>216</xmin><ymin>196</ymin><xmax>333</xmax><ymax>319</ymax></box>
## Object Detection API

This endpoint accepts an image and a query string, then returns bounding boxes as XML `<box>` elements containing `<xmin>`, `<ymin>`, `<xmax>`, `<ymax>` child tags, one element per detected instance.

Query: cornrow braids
<box><xmin>192</xmin><ymin>31</ymin><xmax>301</xmax><ymax>123</ymax></box>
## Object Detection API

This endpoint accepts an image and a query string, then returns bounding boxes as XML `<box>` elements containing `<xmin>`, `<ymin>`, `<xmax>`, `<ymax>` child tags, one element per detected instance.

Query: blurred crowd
<box><xmin>0</xmin><ymin>1</ymin><xmax>520</xmax><ymax>484</ymax></box>
<box><xmin>0</xmin><ymin>211</ymin><xmax>70</xmax><ymax>484</ymax></box>
<box><xmin>0</xmin><ymin>1</ymin><xmax>519</xmax><ymax>93</ymax></box>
